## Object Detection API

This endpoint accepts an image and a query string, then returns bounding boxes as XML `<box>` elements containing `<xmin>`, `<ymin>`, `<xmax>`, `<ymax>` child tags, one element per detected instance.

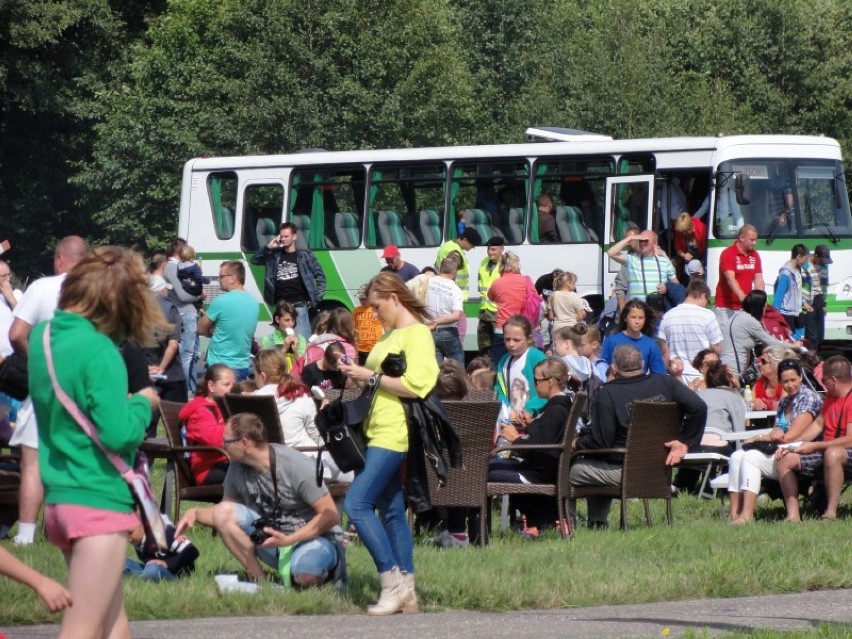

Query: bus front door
<box><xmin>601</xmin><ymin>175</ymin><xmax>654</xmax><ymax>300</ymax></box>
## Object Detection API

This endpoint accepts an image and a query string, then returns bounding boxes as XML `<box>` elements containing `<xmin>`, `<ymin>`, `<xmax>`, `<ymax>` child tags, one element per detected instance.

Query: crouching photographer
<box><xmin>176</xmin><ymin>412</ymin><xmax>346</xmax><ymax>588</ymax></box>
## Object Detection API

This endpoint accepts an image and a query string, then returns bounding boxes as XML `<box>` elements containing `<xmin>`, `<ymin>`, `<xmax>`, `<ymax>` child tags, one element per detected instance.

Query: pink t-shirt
<box><xmin>488</xmin><ymin>272</ymin><xmax>527</xmax><ymax>328</ymax></box>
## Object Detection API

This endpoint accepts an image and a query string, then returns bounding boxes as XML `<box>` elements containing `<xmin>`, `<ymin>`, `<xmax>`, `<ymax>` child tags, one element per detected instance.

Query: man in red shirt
<box><xmin>714</xmin><ymin>224</ymin><xmax>764</xmax><ymax>324</ymax></box>
<box><xmin>776</xmin><ymin>356</ymin><xmax>852</xmax><ymax>521</ymax></box>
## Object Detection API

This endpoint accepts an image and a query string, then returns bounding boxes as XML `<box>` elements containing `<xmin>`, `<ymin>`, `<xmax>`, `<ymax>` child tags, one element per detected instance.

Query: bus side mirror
<box><xmin>735</xmin><ymin>173</ymin><xmax>751</xmax><ymax>205</ymax></box>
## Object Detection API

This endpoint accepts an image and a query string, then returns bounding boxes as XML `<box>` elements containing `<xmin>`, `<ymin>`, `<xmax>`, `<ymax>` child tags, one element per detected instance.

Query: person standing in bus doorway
<box><xmin>198</xmin><ymin>261</ymin><xmax>259</xmax><ymax>382</ymax></box>
<box><xmin>425</xmin><ymin>257</ymin><xmax>465</xmax><ymax>366</ymax></box>
<box><xmin>380</xmin><ymin>245</ymin><xmax>420</xmax><ymax>283</ymax></box>
<box><xmin>713</xmin><ymin>224</ymin><xmax>764</xmax><ymax>326</ymax></box>
<box><xmin>434</xmin><ymin>227</ymin><xmax>482</xmax><ymax>303</ymax></box>
<box><xmin>251</xmin><ymin>222</ymin><xmax>327</xmax><ymax>340</ymax></box>
<box><xmin>477</xmin><ymin>236</ymin><xmax>504</xmax><ymax>357</ymax></box>
<box><xmin>803</xmin><ymin>244</ymin><xmax>831</xmax><ymax>351</ymax></box>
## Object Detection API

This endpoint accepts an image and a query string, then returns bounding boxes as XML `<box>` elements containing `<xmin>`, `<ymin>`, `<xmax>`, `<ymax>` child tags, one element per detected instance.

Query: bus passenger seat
<box><xmin>256</xmin><ymin>217</ymin><xmax>277</xmax><ymax>251</ymax></box>
<box><xmin>462</xmin><ymin>208</ymin><xmax>497</xmax><ymax>243</ymax></box>
<box><xmin>505</xmin><ymin>208</ymin><xmax>525</xmax><ymax>244</ymax></box>
<box><xmin>555</xmin><ymin>205</ymin><xmax>590</xmax><ymax>242</ymax></box>
<box><xmin>292</xmin><ymin>214</ymin><xmax>310</xmax><ymax>250</ymax></box>
<box><xmin>419</xmin><ymin>209</ymin><xmax>441</xmax><ymax>246</ymax></box>
<box><xmin>334</xmin><ymin>212</ymin><xmax>360</xmax><ymax>248</ymax></box>
<box><xmin>377</xmin><ymin>210</ymin><xmax>411</xmax><ymax>247</ymax></box>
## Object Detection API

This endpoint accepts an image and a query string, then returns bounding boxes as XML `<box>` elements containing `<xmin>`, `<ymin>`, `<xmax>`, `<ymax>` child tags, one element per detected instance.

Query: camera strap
<box><xmin>268</xmin><ymin>446</ymin><xmax>281</xmax><ymax>521</ymax></box>
<box><xmin>639</xmin><ymin>256</ymin><xmax>663</xmax><ymax>297</ymax></box>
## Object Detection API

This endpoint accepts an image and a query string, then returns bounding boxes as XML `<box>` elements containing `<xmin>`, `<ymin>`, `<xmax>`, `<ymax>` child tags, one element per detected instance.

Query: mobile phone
<box><xmin>310</xmin><ymin>386</ymin><xmax>326</xmax><ymax>401</ymax></box>
<box><xmin>340</xmin><ymin>354</ymin><xmax>351</xmax><ymax>365</ymax></box>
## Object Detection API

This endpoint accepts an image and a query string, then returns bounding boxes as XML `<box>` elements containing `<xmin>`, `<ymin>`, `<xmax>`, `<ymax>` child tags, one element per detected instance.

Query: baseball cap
<box><xmin>815</xmin><ymin>244</ymin><xmax>833</xmax><ymax>264</ymax></box>
<box><xmin>149</xmin><ymin>275</ymin><xmax>172</xmax><ymax>292</ymax></box>
<box><xmin>459</xmin><ymin>228</ymin><xmax>482</xmax><ymax>247</ymax></box>
<box><xmin>382</xmin><ymin>245</ymin><xmax>400</xmax><ymax>259</ymax></box>
<box><xmin>686</xmin><ymin>259</ymin><xmax>703</xmax><ymax>275</ymax></box>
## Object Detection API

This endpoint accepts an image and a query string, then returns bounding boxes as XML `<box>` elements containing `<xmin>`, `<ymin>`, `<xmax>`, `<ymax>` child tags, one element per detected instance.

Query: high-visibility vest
<box><xmin>435</xmin><ymin>241</ymin><xmax>469</xmax><ymax>301</ymax></box>
<box><xmin>478</xmin><ymin>257</ymin><xmax>501</xmax><ymax>312</ymax></box>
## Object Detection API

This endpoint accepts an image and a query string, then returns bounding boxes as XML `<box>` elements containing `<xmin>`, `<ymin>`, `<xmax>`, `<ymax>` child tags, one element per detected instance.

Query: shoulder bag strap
<box><xmin>729</xmin><ymin>312</ymin><xmax>743</xmax><ymax>373</ymax></box>
<box><xmin>268</xmin><ymin>446</ymin><xmax>281</xmax><ymax>519</ymax></box>
<box><xmin>42</xmin><ymin>324</ymin><xmax>134</xmax><ymax>481</ymax></box>
<box><xmin>639</xmin><ymin>256</ymin><xmax>649</xmax><ymax>296</ymax></box>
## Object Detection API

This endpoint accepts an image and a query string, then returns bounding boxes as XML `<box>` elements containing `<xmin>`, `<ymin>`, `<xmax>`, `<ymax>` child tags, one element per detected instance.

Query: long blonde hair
<box><xmin>59</xmin><ymin>246</ymin><xmax>171</xmax><ymax>345</ymax></box>
<box><xmin>367</xmin><ymin>271</ymin><xmax>428</xmax><ymax>323</ymax></box>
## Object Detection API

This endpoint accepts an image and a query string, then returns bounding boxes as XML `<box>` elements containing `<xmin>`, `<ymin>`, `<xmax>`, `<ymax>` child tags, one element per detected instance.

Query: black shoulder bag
<box><xmin>314</xmin><ymin>374</ymin><xmax>381</xmax><ymax>482</ymax></box>
<box><xmin>730</xmin><ymin>312</ymin><xmax>759</xmax><ymax>387</ymax></box>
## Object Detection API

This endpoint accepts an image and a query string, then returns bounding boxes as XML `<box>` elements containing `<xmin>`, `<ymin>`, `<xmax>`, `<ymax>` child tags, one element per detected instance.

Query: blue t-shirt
<box><xmin>600</xmin><ymin>331</ymin><xmax>666</xmax><ymax>375</ymax></box>
<box><xmin>205</xmin><ymin>290</ymin><xmax>259</xmax><ymax>369</ymax></box>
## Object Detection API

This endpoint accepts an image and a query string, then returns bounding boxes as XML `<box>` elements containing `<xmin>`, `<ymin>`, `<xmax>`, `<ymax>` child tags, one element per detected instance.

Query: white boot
<box><xmin>367</xmin><ymin>567</ymin><xmax>412</xmax><ymax>616</ymax></box>
<box><xmin>400</xmin><ymin>571</ymin><xmax>418</xmax><ymax>613</ymax></box>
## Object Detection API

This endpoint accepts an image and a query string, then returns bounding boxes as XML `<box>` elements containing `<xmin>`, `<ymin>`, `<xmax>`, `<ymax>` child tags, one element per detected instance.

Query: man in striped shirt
<box><xmin>606</xmin><ymin>230</ymin><xmax>677</xmax><ymax>305</ymax></box>
<box><xmin>656</xmin><ymin>279</ymin><xmax>722</xmax><ymax>384</ymax></box>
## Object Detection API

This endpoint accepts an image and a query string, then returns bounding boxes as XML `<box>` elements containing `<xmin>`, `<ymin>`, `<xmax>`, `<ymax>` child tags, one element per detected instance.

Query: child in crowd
<box><xmin>435</xmin><ymin>359</ymin><xmax>469</xmax><ymax>400</ymax></box>
<box><xmin>292</xmin><ymin>308</ymin><xmax>357</xmax><ymax>380</ymax></box>
<box><xmin>124</xmin><ymin>517</ymin><xmax>199</xmax><ymax>581</ymax></box>
<box><xmin>601</xmin><ymin>299</ymin><xmax>666</xmax><ymax>375</ymax></box>
<box><xmin>466</xmin><ymin>356</ymin><xmax>496</xmax><ymax>391</ymax></box>
<box><xmin>260</xmin><ymin>300</ymin><xmax>307</xmax><ymax>370</ymax></box>
<box><xmin>352</xmin><ymin>284</ymin><xmax>384</xmax><ymax>365</ymax></box>
<box><xmin>551</xmin><ymin>325</ymin><xmax>593</xmax><ymax>387</ymax></box>
<box><xmin>177</xmin><ymin>244</ymin><xmax>210</xmax><ymax>307</ymax></box>
<box><xmin>574</xmin><ymin>323</ymin><xmax>608</xmax><ymax>382</ymax></box>
<box><xmin>549</xmin><ymin>271</ymin><xmax>585</xmax><ymax>332</ymax></box>
<box><xmin>301</xmin><ymin>341</ymin><xmax>349</xmax><ymax>391</ymax></box>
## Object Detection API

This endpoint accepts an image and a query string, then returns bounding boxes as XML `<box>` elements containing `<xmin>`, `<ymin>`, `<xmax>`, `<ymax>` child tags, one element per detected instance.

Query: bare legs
<box><xmin>822</xmin><ymin>447</ymin><xmax>849</xmax><ymax>519</ymax></box>
<box><xmin>212</xmin><ymin>501</ymin><xmax>266</xmax><ymax>581</ymax></box>
<box><xmin>59</xmin><ymin>533</ymin><xmax>130</xmax><ymax>639</ymax></box>
<box><xmin>15</xmin><ymin>446</ymin><xmax>43</xmax><ymax>543</ymax></box>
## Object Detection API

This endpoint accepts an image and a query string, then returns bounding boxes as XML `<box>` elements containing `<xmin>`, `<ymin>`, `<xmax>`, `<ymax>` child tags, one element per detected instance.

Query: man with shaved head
<box><xmin>8</xmin><ymin>235</ymin><xmax>88</xmax><ymax>545</ymax></box>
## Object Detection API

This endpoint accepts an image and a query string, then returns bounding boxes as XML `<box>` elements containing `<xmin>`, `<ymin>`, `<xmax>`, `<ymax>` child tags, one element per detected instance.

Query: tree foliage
<box><xmin>3</xmin><ymin>0</ymin><xmax>852</xmax><ymax>274</ymax></box>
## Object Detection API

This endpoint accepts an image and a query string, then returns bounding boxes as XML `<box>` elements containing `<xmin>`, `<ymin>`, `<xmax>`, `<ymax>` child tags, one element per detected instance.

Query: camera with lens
<box><xmin>381</xmin><ymin>352</ymin><xmax>407</xmax><ymax>377</ymax></box>
<box><xmin>249</xmin><ymin>516</ymin><xmax>280</xmax><ymax>544</ymax></box>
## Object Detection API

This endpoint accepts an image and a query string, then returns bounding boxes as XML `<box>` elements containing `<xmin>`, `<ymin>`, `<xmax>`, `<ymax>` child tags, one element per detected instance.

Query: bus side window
<box><xmin>242</xmin><ymin>185</ymin><xmax>284</xmax><ymax>252</ymax></box>
<box><xmin>208</xmin><ymin>171</ymin><xmax>238</xmax><ymax>241</ymax></box>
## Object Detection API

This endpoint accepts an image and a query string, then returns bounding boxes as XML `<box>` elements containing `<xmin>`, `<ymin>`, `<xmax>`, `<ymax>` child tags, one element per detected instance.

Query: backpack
<box><xmin>521</xmin><ymin>276</ymin><xmax>543</xmax><ymax>327</ymax></box>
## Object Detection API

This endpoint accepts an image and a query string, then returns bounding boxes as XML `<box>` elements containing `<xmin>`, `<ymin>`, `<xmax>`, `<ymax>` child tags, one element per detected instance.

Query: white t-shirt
<box><xmin>0</xmin><ymin>288</ymin><xmax>23</xmax><ymax>356</ymax></box>
<box><xmin>12</xmin><ymin>273</ymin><xmax>66</xmax><ymax>328</ymax></box>
<box><xmin>425</xmin><ymin>276</ymin><xmax>463</xmax><ymax>329</ymax></box>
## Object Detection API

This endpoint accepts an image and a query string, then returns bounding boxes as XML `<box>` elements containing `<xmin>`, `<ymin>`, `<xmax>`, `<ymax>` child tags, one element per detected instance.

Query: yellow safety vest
<box><xmin>478</xmin><ymin>257</ymin><xmax>501</xmax><ymax>312</ymax></box>
<box><xmin>435</xmin><ymin>241</ymin><xmax>469</xmax><ymax>301</ymax></box>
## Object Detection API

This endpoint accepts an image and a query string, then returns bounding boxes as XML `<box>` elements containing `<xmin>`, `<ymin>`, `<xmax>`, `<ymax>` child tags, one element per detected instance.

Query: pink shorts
<box><xmin>44</xmin><ymin>504</ymin><xmax>139</xmax><ymax>552</ymax></box>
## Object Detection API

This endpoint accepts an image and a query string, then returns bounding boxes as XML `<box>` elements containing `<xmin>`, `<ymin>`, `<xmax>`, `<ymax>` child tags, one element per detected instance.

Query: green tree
<box><xmin>74</xmin><ymin>0</ymin><xmax>479</xmax><ymax>250</ymax></box>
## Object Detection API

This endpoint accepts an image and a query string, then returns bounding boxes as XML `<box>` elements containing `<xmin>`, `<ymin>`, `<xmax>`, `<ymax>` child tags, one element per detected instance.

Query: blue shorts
<box><xmin>232</xmin><ymin>503</ymin><xmax>339</xmax><ymax>580</ymax></box>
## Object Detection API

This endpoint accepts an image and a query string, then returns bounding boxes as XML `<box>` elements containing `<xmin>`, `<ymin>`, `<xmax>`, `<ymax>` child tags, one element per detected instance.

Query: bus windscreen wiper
<box><xmin>764</xmin><ymin>213</ymin><xmax>784</xmax><ymax>245</ymax></box>
<box><xmin>806</xmin><ymin>222</ymin><xmax>839</xmax><ymax>244</ymax></box>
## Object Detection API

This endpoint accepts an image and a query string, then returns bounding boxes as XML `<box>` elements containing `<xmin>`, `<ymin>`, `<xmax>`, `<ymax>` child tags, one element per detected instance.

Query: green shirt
<box><xmin>29</xmin><ymin>310</ymin><xmax>150</xmax><ymax>512</ymax></box>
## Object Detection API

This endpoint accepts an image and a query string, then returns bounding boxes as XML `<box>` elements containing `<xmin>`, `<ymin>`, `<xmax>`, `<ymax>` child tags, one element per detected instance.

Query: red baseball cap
<box><xmin>382</xmin><ymin>245</ymin><xmax>400</xmax><ymax>259</ymax></box>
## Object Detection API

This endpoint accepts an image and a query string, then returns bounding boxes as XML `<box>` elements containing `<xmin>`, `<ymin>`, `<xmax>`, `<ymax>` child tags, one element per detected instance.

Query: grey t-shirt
<box><xmin>224</xmin><ymin>444</ymin><xmax>327</xmax><ymax>534</ymax></box>
<box><xmin>696</xmin><ymin>387</ymin><xmax>746</xmax><ymax>434</ymax></box>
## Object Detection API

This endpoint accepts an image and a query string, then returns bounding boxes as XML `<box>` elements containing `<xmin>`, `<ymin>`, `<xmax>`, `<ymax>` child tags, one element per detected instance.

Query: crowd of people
<box><xmin>0</xmin><ymin>215</ymin><xmax>848</xmax><ymax>620</ymax></box>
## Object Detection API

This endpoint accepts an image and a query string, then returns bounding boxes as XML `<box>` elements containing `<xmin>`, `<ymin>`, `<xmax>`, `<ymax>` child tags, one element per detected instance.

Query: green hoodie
<box><xmin>28</xmin><ymin>310</ymin><xmax>151</xmax><ymax>513</ymax></box>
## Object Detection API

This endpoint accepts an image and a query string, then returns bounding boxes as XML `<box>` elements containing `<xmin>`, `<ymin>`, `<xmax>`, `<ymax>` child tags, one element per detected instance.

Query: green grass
<box><xmin>3</xmin><ymin>489</ymin><xmax>852</xmax><ymax>626</ymax></box>
<box><xmin>684</xmin><ymin>626</ymin><xmax>852</xmax><ymax>639</ymax></box>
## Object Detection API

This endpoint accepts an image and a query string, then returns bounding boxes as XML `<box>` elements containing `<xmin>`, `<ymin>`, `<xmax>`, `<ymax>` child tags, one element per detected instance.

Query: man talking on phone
<box><xmin>251</xmin><ymin>222</ymin><xmax>326</xmax><ymax>340</ymax></box>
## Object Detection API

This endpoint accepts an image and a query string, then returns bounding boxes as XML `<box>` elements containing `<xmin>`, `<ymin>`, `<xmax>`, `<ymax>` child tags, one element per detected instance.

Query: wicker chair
<box><xmin>425</xmin><ymin>400</ymin><xmax>501</xmax><ymax>545</ymax></box>
<box><xmin>486</xmin><ymin>393</ymin><xmax>587</xmax><ymax>540</ymax></box>
<box><xmin>0</xmin><ymin>446</ymin><xmax>20</xmax><ymax>532</ymax></box>
<box><xmin>463</xmin><ymin>388</ymin><xmax>497</xmax><ymax>401</ymax></box>
<box><xmin>221</xmin><ymin>394</ymin><xmax>284</xmax><ymax>444</ymax></box>
<box><xmin>569</xmin><ymin>401</ymin><xmax>682</xmax><ymax>530</ymax></box>
<box><xmin>159</xmin><ymin>400</ymin><xmax>228</xmax><ymax>522</ymax></box>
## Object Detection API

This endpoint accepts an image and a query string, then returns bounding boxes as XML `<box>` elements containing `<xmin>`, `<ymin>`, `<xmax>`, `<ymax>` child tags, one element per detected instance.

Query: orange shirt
<box><xmin>353</xmin><ymin>304</ymin><xmax>384</xmax><ymax>353</ymax></box>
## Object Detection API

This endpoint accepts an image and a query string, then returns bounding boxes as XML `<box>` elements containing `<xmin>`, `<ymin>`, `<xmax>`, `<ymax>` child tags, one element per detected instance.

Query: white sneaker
<box><xmin>13</xmin><ymin>536</ymin><xmax>34</xmax><ymax>546</ymax></box>
<box><xmin>214</xmin><ymin>574</ymin><xmax>259</xmax><ymax>595</ymax></box>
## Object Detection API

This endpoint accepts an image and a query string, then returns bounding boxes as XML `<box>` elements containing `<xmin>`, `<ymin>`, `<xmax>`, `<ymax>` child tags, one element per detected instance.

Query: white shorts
<box><xmin>8</xmin><ymin>397</ymin><xmax>38</xmax><ymax>449</ymax></box>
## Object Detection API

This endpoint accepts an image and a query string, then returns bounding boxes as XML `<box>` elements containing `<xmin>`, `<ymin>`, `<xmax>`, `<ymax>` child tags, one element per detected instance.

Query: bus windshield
<box><xmin>714</xmin><ymin>159</ymin><xmax>852</xmax><ymax>240</ymax></box>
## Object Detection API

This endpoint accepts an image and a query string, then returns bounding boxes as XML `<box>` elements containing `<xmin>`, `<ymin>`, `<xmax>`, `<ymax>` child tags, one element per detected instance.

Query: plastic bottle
<box><xmin>743</xmin><ymin>385</ymin><xmax>753</xmax><ymax>411</ymax></box>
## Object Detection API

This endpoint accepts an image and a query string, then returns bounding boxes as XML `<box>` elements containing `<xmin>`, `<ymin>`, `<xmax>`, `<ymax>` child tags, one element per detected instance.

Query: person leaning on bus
<box><xmin>251</xmin><ymin>222</ymin><xmax>327</xmax><ymax>340</ymax></box>
<box><xmin>434</xmin><ymin>227</ymin><xmax>482</xmax><ymax>302</ymax></box>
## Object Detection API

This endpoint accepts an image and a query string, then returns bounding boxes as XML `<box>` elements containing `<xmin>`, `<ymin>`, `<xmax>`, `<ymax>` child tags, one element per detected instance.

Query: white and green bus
<box><xmin>179</xmin><ymin>129</ymin><xmax>852</xmax><ymax>348</ymax></box>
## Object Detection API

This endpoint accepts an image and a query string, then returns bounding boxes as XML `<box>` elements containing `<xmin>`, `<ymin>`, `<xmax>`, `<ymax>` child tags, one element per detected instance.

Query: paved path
<box><xmin>5</xmin><ymin>589</ymin><xmax>851</xmax><ymax>638</ymax></box>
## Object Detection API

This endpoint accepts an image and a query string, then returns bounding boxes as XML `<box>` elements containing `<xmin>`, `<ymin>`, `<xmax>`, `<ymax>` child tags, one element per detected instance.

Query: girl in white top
<box><xmin>252</xmin><ymin>349</ymin><xmax>353</xmax><ymax>482</ymax></box>
<box><xmin>549</xmin><ymin>271</ymin><xmax>585</xmax><ymax>332</ymax></box>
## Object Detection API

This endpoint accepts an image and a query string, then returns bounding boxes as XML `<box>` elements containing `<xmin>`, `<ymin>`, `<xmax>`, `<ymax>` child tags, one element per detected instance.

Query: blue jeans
<box><xmin>344</xmin><ymin>446</ymin><xmax>413</xmax><ymax>573</ymax></box>
<box><xmin>293</xmin><ymin>304</ymin><xmax>312</xmax><ymax>342</ymax></box>
<box><xmin>232</xmin><ymin>503</ymin><xmax>338</xmax><ymax>580</ymax></box>
<box><xmin>123</xmin><ymin>559</ymin><xmax>175</xmax><ymax>581</ymax></box>
<box><xmin>490</xmin><ymin>331</ymin><xmax>506</xmax><ymax>368</ymax></box>
<box><xmin>433</xmin><ymin>327</ymin><xmax>464</xmax><ymax>366</ymax></box>
<box><xmin>178</xmin><ymin>306</ymin><xmax>199</xmax><ymax>395</ymax></box>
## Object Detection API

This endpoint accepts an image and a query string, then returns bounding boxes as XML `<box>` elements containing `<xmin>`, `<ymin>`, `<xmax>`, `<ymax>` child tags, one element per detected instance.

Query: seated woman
<box><xmin>687</xmin><ymin>348</ymin><xmax>720</xmax><ymax>391</ymax></box>
<box><xmin>752</xmin><ymin>346</ymin><xmax>798</xmax><ymax>411</ymax></box>
<box><xmin>291</xmin><ymin>308</ymin><xmax>358</xmax><ymax>380</ymax></box>
<box><xmin>178</xmin><ymin>364</ymin><xmax>234</xmax><ymax>485</ymax></box>
<box><xmin>488</xmin><ymin>357</ymin><xmax>574</xmax><ymax>529</ymax></box>
<box><xmin>300</xmin><ymin>341</ymin><xmax>349</xmax><ymax>391</ymax></box>
<box><xmin>253</xmin><ymin>349</ymin><xmax>353</xmax><ymax>483</ymax></box>
<box><xmin>727</xmin><ymin>358</ymin><xmax>823</xmax><ymax>524</ymax></box>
